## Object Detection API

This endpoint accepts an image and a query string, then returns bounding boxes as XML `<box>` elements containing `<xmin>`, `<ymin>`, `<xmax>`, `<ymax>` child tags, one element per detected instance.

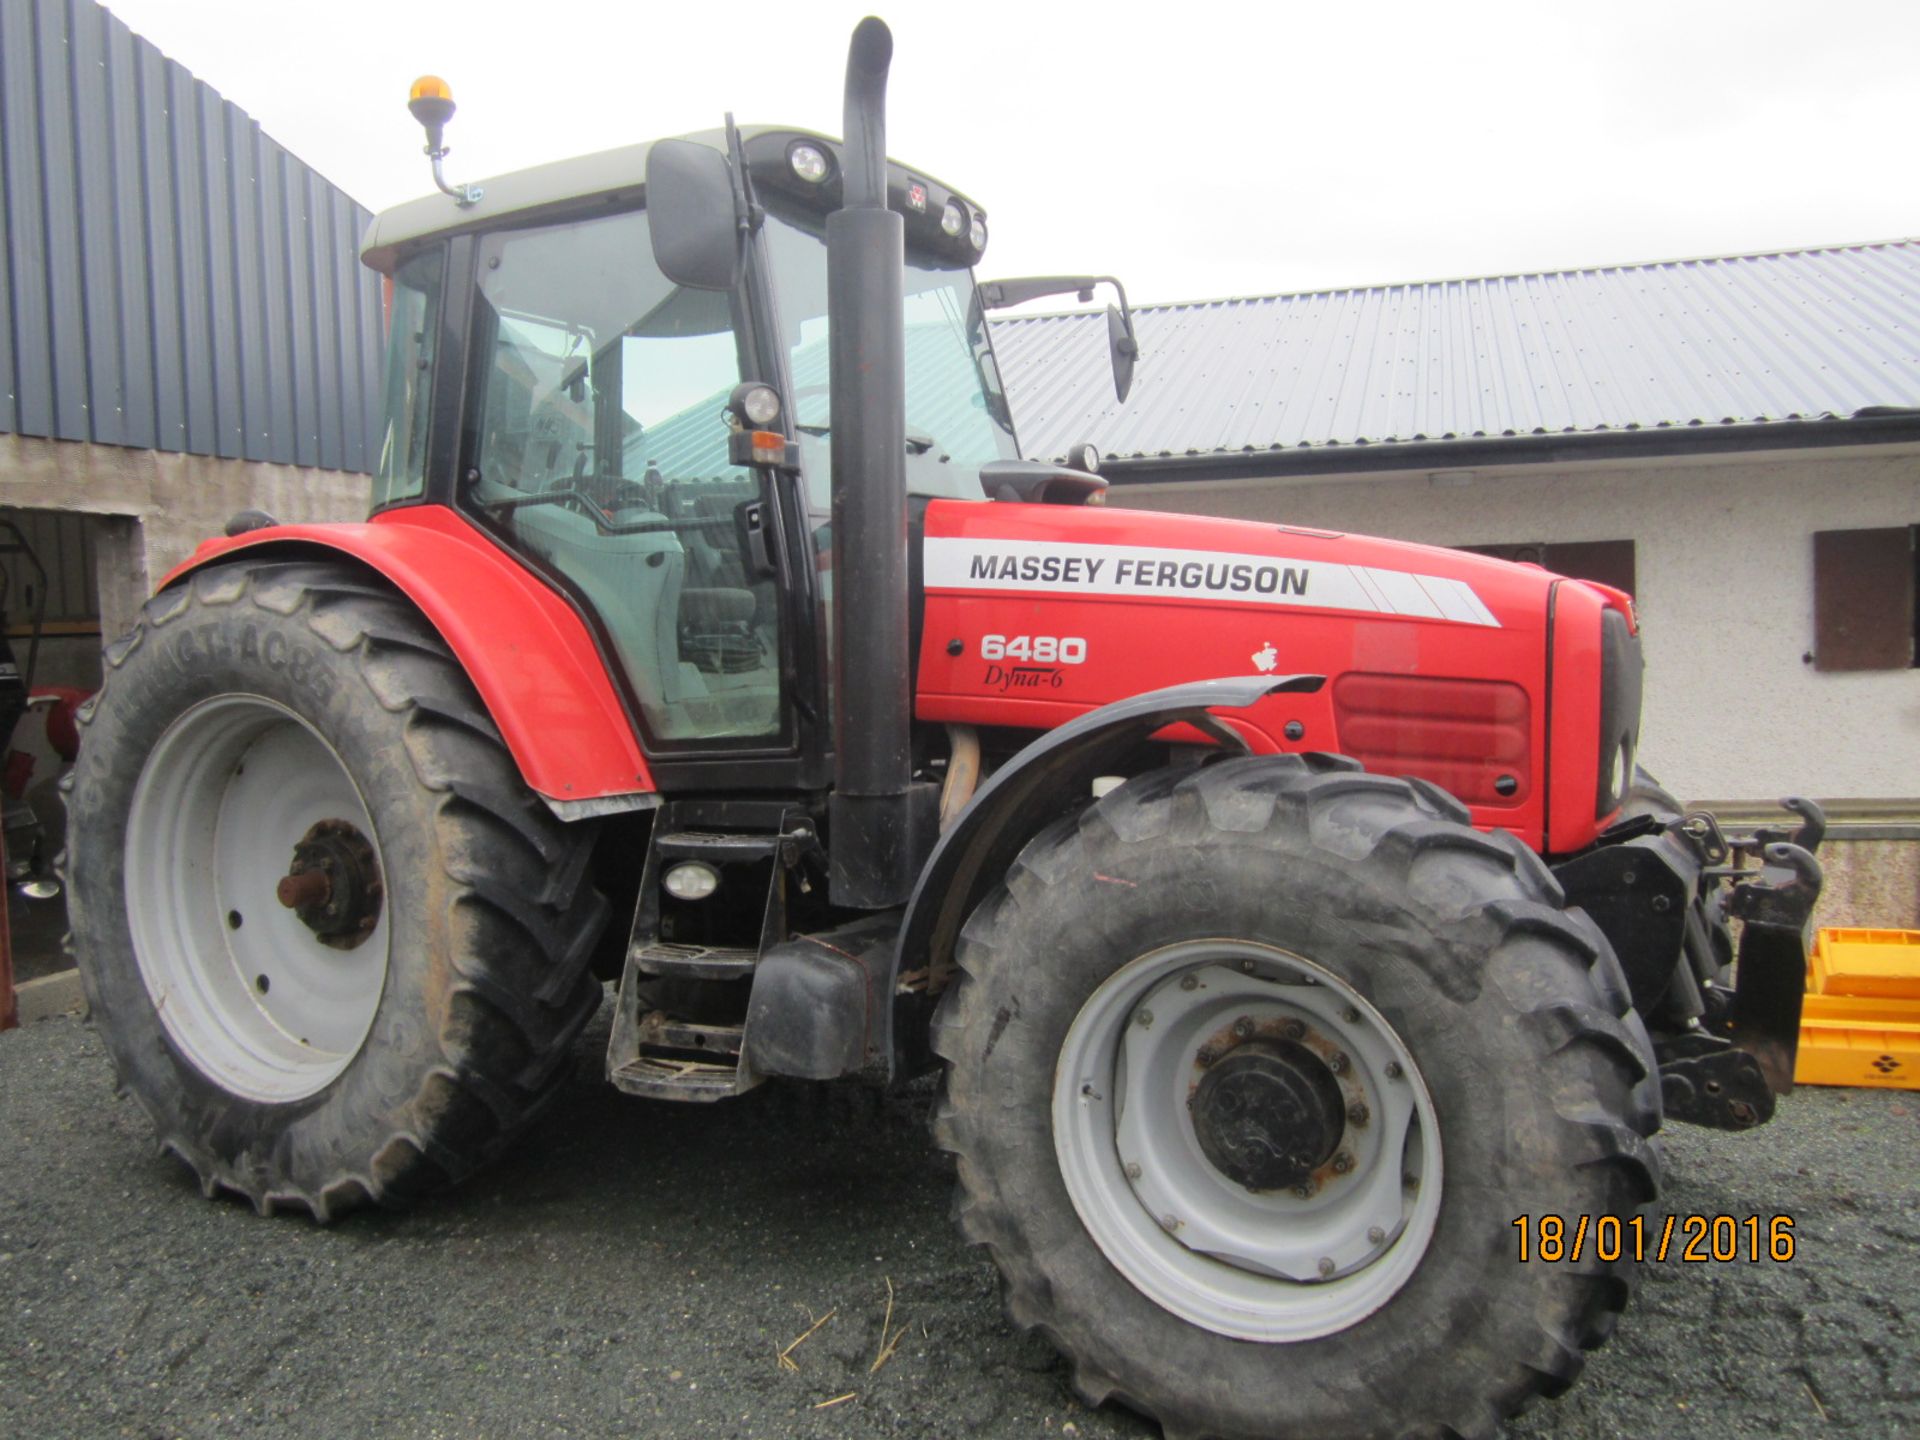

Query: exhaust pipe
<box><xmin>827</xmin><ymin>17</ymin><xmax>930</xmax><ymax>907</ymax></box>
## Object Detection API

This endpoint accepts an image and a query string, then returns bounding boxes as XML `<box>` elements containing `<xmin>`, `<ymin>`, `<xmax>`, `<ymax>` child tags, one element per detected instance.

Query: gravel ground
<box><xmin>2</xmin><ymin>1003</ymin><xmax>1916</xmax><ymax>1440</ymax></box>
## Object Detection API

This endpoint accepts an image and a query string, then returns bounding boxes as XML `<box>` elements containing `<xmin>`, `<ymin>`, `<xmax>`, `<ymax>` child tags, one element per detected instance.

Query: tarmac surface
<box><xmin>1</xmin><ymin>1001</ymin><xmax>1916</xmax><ymax>1440</ymax></box>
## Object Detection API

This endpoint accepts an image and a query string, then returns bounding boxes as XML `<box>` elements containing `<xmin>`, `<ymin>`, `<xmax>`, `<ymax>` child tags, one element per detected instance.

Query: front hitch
<box><xmin>1558</xmin><ymin>797</ymin><xmax>1826</xmax><ymax>1131</ymax></box>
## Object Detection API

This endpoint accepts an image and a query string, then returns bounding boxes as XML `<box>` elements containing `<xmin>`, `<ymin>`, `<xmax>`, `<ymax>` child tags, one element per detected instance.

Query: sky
<box><xmin>101</xmin><ymin>0</ymin><xmax>1920</xmax><ymax>308</ymax></box>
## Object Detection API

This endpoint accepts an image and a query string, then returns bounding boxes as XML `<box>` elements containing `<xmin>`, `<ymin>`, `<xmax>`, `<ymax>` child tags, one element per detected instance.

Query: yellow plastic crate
<box><xmin>1796</xmin><ymin>928</ymin><xmax>1920</xmax><ymax>1089</ymax></box>
<box><xmin>1811</xmin><ymin>927</ymin><xmax>1920</xmax><ymax>999</ymax></box>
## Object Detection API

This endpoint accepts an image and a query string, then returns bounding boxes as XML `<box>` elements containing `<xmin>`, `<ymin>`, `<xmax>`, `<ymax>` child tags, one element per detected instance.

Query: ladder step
<box><xmin>630</xmin><ymin>940</ymin><xmax>758</xmax><ymax>980</ymax></box>
<box><xmin>656</xmin><ymin>830</ymin><xmax>781</xmax><ymax>861</ymax></box>
<box><xmin>609</xmin><ymin>1055</ymin><xmax>745</xmax><ymax>1102</ymax></box>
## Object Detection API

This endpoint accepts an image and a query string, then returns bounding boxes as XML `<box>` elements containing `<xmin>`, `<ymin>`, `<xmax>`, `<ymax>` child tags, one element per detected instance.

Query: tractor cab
<box><xmin>362</xmin><ymin>123</ymin><xmax>1021</xmax><ymax>764</ymax></box>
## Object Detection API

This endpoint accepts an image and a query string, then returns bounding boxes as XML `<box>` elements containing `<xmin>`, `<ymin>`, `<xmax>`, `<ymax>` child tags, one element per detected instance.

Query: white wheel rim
<box><xmin>125</xmin><ymin>695</ymin><xmax>391</xmax><ymax>1103</ymax></box>
<box><xmin>1052</xmin><ymin>941</ymin><xmax>1443</xmax><ymax>1342</ymax></box>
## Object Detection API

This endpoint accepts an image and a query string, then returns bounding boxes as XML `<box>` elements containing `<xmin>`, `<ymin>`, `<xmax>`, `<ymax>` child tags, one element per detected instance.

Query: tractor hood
<box><xmin>915</xmin><ymin>499</ymin><xmax>1634</xmax><ymax>853</ymax></box>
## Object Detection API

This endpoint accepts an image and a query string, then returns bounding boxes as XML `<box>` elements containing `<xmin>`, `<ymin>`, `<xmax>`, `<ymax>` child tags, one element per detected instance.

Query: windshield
<box><xmin>761</xmin><ymin>209</ymin><xmax>1018</xmax><ymax>515</ymax></box>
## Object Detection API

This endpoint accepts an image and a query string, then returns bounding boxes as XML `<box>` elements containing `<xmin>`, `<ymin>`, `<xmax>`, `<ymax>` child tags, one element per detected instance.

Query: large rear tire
<box><xmin>932</xmin><ymin>755</ymin><xmax>1660</xmax><ymax>1440</ymax></box>
<box><xmin>64</xmin><ymin>561</ymin><xmax>608</xmax><ymax>1218</ymax></box>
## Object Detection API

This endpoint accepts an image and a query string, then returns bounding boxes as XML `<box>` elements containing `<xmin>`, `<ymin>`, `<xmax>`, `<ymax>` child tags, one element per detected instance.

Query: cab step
<box><xmin>608</xmin><ymin>1012</ymin><xmax>753</xmax><ymax>1101</ymax></box>
<box><xmin>630</xmin><ymin>940</ymin><xmax>758</xmax><ymax>981</ymax></box>
<box><xmin>654</xmin><ymin>830</ymin><xmax>783</xmax><ymax>862</ymax></box>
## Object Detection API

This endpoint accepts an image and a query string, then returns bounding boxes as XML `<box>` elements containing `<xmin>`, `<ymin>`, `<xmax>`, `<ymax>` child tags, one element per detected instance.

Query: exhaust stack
<box><xmin>827</xmin><ymin>17</ymin><xmax>930</xmax><ymax>907</ymax></box>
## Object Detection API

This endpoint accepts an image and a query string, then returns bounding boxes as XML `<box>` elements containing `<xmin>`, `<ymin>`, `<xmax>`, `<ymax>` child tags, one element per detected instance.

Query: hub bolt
<box><xmin>1282</xmin><ymin>1019</ymin><xmax>1305</xmax><ymax>1040</ymax></box>
<box><xmin>1367</xmin><ymin>1225</ymin><xmax>1386</xmax><ymax>1246</ymax></box>
<box><xmin>1162</xmin><ymin>1214</ymin><xmax>1181</xmax><ymax>1232</ymax></box>
<box><xmin>1317</xmin><ymin>1257</ymin><xmax>1336</xmax><ymax>1278</ymax></box>
<box><xmin>1124</xmin><ymin>1162</ymin><xmax>1142</xmax><ymax>1181</ymax></box>
<box><xmin>1196</xmin><ymin>1046</ymin><xmax>1218</xmax><ymax>1067</ymax></box>
<box><xmin>1384</xmin><ymin>1061</ymin><xmax>1403</xmax><ymax>1080</ymax></box>
<box><xmin>1239</xmin><ymin>959</ymin><xmax>1256</xmax><ymax>973</ymax></box>
<box><xmin>1347</xmin><ymin>1101</ymin><xmax>1370</xmax><ymax>1125</ymax></box>
<box><xmin>1342</xmin><ymin>1006</ymin><xmax>1360</xmax><ymax>1024</ymax></box>
<box><xmin>1179</xmin><ymin>974</ymin><xmax>1199</xmax><ymax>991</ymax></box>
<box><xmin>1327</xmin><ymin>1051</ymin><xmax>1349</xmax><ymax>1075</ymax></box>
<box><xmin>1135</xmin><ymin>1009</ymin><xmax>1154</xmax><ymax>1029</ymax></box>
<box><xmin>1232</xmin><ymin>1016</ymin><xmax>1254</xmax><ymax>1038</ymax></box>
<box><xmin>1293</xmin><ymin>1183</ymin><xmax>1315</xmax><ymax>1199</ymax></box>
<box><xmin>1332</xmin><ymin>1152</ymin><xmax>1354</xmax><ymax>1175</ymax></box>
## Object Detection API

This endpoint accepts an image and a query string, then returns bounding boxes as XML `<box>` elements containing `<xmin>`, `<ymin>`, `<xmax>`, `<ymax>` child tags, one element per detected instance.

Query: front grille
<box><xmin>1595</xmin><ymin>608</ymin><xmax>1644</xmax><ymax>819</ymax></box>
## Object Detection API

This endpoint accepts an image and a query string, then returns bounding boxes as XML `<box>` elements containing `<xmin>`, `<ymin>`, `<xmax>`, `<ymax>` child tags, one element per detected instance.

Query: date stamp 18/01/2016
<box><xmin>1512</xmin><ymin>1214</ymin><xmax>1797</xmax><ymax>1264</ymax></box>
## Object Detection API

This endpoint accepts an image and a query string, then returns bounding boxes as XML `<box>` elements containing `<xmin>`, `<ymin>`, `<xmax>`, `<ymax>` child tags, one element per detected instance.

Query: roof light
<box><xmin>941</xmin><ymin>200</ymin><xmax>966</xmax><ymax>238</ymax></box>
<box><xmin>789</xmin><ymin>142</ymin><xmax>831</xmax><ymax>184</ymax></box>
<box><xmin>968</xmin><ymin>214</ymin><xmax>988</xmax><ymax>254</ymax></box>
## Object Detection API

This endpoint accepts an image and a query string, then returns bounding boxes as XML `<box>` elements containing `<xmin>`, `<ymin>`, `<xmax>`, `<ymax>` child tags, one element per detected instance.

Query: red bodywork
<box><xmin>166</xmin><ymin>498</ymin><xmax>1628</xmax><ymax>851</ymax></box>
<box><xmin>164</xmin><ymin>505</ymin><xmax>654</xmax><ymax>807</ymax></box>
<box><xmin>918</xmin><ymin>501</ymin><xmax>1630</xmax><ymax>854</ymax></box>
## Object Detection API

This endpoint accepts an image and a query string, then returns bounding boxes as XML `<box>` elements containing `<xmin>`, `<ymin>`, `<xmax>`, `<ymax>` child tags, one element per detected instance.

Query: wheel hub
<box><xmin>1192</xmin><ymin>1038</ymin><xmax>1345</xmax><ymax>1190</ymax></box>
<box><xmin>278</xmin><ymin>819</ymin><xmax>383</xmax><ymax>950</ymax></box>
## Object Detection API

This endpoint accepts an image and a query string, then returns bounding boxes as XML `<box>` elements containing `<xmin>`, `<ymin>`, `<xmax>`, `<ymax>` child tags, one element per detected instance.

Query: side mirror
<box><xmin>646</xmin><ymin>140</ymin><xmax>746</xmax><ymax>291</ymax></box>
<box><xmin>1106</xmin><ymin>304</ymin><xmax>1139</xmax><ymax>403</ymax></box>
<box><xmin>979</xmin><ymin>274</ymin><xmax>1141</xmax><ymax>403</ymax></box>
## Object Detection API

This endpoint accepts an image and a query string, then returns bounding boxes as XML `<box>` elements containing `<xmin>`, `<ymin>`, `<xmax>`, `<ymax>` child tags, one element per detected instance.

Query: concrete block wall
<box><xmin>1</xmin><ymin>432</ymin><xmax>370</xmax><ymax>641</ymax></box>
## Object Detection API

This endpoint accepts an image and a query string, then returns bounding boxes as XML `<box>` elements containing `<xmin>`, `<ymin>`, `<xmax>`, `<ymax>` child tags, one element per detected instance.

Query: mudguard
<box><xmin>887</xmin><ymin>674</ymin><xmax>1323</xmax><ymax>1076</ymax></box>
<box><xmin>160</xmin><ymin>504</ymin><xmax>654</xmax><ymax>814</ymax></box>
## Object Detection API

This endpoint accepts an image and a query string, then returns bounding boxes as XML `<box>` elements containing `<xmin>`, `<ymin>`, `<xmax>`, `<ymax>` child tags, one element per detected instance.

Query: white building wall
<box><xmin>1117</xmin><ymin>444</ymin><xmax>1920</xmax><ymax>807</ymax></box>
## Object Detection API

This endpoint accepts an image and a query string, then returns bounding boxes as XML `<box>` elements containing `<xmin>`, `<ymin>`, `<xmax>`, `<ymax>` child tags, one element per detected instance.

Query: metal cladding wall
<box><xmin>0</xmin><ymin>0</ymin><xmax>381</xmax><ymax>474</ymax></box>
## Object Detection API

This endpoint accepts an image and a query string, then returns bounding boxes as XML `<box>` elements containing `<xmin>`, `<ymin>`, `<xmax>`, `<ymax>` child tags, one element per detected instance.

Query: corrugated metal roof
<box><xmin>0</xmin><ymin>0</ymin><xmax>383</xmax><ymax>473</ymax></box>
<box><xmin>990</xmin><ymin>240</ymin><xmax>1920</xmax><ymax>465</ymax></box>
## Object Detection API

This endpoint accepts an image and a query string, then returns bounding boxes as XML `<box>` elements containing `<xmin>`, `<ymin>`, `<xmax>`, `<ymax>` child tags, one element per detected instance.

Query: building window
<box><xmin>1810</xmin><ymin>527</ymin><xmax>1917</xmax><ymax>672</ymax></box>
<box><xmin>1459</xmin><ymin>540</ymin><xmax>1636</xmax><ymax>599</ymax></box>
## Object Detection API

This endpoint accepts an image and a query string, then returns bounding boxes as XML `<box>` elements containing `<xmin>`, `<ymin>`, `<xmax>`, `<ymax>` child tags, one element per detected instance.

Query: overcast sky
<box><xmin>102</xmin><ymin>0</ymin><xmax>1919</xmax><ymax>307</ymax></box>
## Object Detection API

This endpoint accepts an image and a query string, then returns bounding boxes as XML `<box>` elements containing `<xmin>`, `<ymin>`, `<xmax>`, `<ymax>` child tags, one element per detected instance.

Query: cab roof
<box><xmin>360</xmin><ymin>125</ymin><xmax>981</xmax><ymax>274</ymax></box>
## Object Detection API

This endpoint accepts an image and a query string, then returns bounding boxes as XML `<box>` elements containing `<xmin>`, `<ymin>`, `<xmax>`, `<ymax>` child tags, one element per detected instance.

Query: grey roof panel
<box><xmin>993</xmin><ymin>241</ymin><xmax>1920</xmax><ymax>463</ymax></box>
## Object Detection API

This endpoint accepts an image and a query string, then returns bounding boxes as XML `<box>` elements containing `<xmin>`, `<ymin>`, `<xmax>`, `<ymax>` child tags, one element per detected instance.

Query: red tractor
<box><xmin>66</xmin><ymin>19</ymin><xmax>1824</xmax><ymax>1439</ymax></box>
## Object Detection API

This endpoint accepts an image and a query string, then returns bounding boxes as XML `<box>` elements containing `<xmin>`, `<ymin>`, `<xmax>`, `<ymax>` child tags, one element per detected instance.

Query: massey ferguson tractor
<box><xmin>65</xmin><ymin>18</ymin><xmax>1826</xmax><ymax>1440</ymax></box>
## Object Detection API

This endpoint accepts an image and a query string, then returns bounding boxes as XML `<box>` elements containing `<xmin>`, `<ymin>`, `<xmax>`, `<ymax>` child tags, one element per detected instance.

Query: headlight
<box><xmin>941</xmin><ymin>200</ymin><xmax>966</xmax><ymax>237</ymax></box>
<box><xmin>968</xmin><ymin>213</ymin><xmax>988</xmax><ymax>253</ymax></box>
<box><xmin>663</xmin><ymin>862</ymin><xmax>721</xmax><ymax>902</ymax></box>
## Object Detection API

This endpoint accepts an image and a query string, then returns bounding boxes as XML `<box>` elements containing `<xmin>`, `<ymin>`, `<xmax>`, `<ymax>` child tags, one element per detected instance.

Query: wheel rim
<box><xmin>125</xmin><ymin>695</ymin><xmax>391</xmax><ymax>1103</ymax></box>
<box><xmin>1052</xmin><ymin>940</ymin><xmax>1443</xmax><ymax>1342</ymax></box>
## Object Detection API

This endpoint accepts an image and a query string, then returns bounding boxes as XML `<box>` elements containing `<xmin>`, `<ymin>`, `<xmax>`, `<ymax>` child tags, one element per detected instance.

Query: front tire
<box><xmin>65</xmin><ymin>561</ymin><xmax>608</xmax><ymax>1218</ymax></box>
<box><xmin>932</xmin><ymin>755</ymin><xmax>1660</xmax><ymax>1440</ymax></box>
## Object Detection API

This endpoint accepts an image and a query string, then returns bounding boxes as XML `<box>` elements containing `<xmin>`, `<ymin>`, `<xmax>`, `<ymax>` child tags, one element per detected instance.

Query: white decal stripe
<box><xmin>1361</xmin><ymin>567</ymin><xmax>1445</xmax><ymax>620</ymax></box>
<box><xmin>923</xmin><ymin>537</ymin><xmax>1501</xmax><ymax>628</ymax></box>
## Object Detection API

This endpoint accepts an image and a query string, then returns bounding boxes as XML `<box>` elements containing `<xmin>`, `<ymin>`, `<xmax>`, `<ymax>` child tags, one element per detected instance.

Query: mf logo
<box><xmin>1251</xmin><ymin>642</ymin><xmax>1279</xmax><ymax>674</ymax></box>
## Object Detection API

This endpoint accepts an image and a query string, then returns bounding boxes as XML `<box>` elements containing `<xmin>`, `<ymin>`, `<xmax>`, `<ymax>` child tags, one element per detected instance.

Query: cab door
<box><xmin>460</xmin><ymin>205</ymin><xmax>793</xmax><ymax>754</ymax></box>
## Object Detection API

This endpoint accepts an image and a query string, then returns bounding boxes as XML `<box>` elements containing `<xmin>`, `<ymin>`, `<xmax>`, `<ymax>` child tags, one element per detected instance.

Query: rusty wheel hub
<box><xmin>277</xmin><ymin>818</ymin><xmax>384</xmax><ymax>950</ymax></box>
<box><xmin>1192</xmin><ymin>1038</ymin><xmax>1345</xmax><ymax>1190</ymax></box>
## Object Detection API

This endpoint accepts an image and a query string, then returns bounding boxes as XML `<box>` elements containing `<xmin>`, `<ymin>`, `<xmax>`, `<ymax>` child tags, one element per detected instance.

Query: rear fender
<box><xmin>160</xmin><ymin>505</ymin><xmax>654</xmax><ymax>815</ymax></box>
<box><xmin>887</xmin><ymin>674</ymin><xmax>1323</xmax><ymax>1076</ymax></box>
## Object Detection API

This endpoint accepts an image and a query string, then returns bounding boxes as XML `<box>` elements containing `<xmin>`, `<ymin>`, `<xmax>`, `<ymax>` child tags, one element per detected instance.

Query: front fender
<box><xmin>887</xmin><ymin>674</ymin><xmax>1323</xmax><ymax>1076</ymax></box>
<box><xmin>162</xmin><ymin>505</ymin><xmax>654</xmax><ymax>813</ymax></box>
